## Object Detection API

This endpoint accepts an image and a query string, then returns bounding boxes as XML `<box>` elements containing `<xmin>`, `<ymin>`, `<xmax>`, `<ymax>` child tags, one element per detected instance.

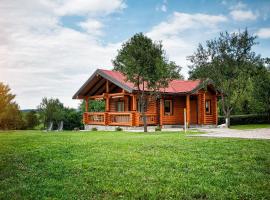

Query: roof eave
<box><xmin>72</xmin><ymin>69</ymin><xmax>134</xmax><ymax>99</ymax></box>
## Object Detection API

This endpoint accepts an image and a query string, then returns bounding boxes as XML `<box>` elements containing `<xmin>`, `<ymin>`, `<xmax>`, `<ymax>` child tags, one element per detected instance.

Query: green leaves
<box><xmin>113</xmin><ymin>33</ymin><xmax>183</xmax><ymax>93</ymax></box>
<box><xmin>0</xmin><ymin>82</ymin><xmax>23</xmax><ymax>130</ymax></box>
<box><xmin>188</xmin><ymin>29</ymin><xmax>267</xmax><ymax>119</ymax></box>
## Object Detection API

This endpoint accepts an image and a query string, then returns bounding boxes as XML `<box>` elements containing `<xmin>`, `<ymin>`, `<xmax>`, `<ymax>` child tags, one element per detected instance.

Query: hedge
<box><xmin>218</xmin><ymin>114</ymin><xmax>270</xmax><ymax>125</ymax></box>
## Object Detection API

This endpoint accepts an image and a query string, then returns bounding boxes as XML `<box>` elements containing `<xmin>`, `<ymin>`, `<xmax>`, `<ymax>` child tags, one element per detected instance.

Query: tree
<box><xmin>113</xmin><ymin>33</ymin><xmax>182</xmax><ymax>132</ymax></box>
<box><xmin>79</xmin><ymin>100</ymin><xmax>105</xmax><ymax>113</ymax></box>
<box><xmin>38</xmin><ymin>97</ymin><xmax>64</xmax><ymax>130</ymax></box>
<box><xmin>25</xmin><ymin>110</ymin><xmax>39</xmax><ymax>129</ymax></box>
<box><xmin>0</xmin><ymin>82</ymin><xmax>24</xmax><ymax>130</ymax></box>
<box><xmin>252</xmin><ymin>60</ymin><xmax>270</xmax><ymax>119</ymax></box>
<box><xmin>188</xmin><ymin>30</ymin><xmax>265</xmax><ymax>127</ymax></box>
<box><xmin>63</xmin><ymin>108</ymin><xmax>83</xmax><ymax>130</ymax></box>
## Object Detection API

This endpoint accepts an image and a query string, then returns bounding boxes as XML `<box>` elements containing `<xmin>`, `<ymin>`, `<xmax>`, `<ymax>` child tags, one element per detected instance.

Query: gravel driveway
<box><xmin>193</xmin><ymin>128</ymin><xmax>270</xmax><ymax>139</ymax></box>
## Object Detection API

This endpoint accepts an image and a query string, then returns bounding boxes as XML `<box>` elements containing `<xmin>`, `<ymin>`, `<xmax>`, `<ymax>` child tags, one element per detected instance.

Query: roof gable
<box><xmin>73</xmin><ymin>69</ymin><xmax>210</xmax><ymax>99</ymax></box>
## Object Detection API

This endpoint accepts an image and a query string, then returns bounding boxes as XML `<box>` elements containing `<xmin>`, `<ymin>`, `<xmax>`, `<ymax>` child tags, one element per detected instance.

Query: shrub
<box><xmin>91</xmin><ymin>127</ymin><xmax>98</xmax><ymax>131</ymax></box>
<box><xmin>155</xmin><ymin>125</ymin><xmax>162</xmax><ymax>132</ymax></box>
<box><xmin>115</xmin><ymin>126</ymin><xmax>123</xmax><ymax>131</ymax></box>
<box><xmin>218</xmin><ymin>114</ymin><xmax>270</xmax><ymax>125</ymax></box>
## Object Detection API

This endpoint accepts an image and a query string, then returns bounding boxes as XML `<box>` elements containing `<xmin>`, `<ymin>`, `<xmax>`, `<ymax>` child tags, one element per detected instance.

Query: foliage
<box><xmin>115</xmin><ymin>126</ymin><xmax>123</xmax><ymax>131</ymax></box>
<box><xmin>79</xmin><ymin>100</ymin><xmax>105</xmax><ymax>112</ymax></box>
<box><xmin>91</xmin><ymin>127</ymin><xmax>98</xmax><ymax>131</ymax></box>
<box><xmin>251</xmin><ymin>63</ymin><xmax>270</xmax><ymax>117</ymax></box>
<box><xmin>0</xmin><ymin>82</ymin><xmax>25</xmax><ymax>130</ymax></box>
<box><xmin>113</xmin><ymin>33</ymin><xmax>183</xmax><ymax>132</ymax></box>
<box><xmin>62</xmin><ymin>108</ymin><xmax>83</xmax><ymax>130</ymax></box>
<box><xmin>188</xmin><ymin>29</ymin><xmax>265</xmax><ymax>126</ymax></box>
<box><xmin>155</xmin><ymin>125</ymin><xmax>162</xmax><ymax>131</ymax></box>
<box><xmin>25</xmin><ymin>110</ymin><xmax>39</xmax><ymax>129</ymax></box>
<box><xmin>0</xmin><ymin>131</ymin><xmax>269</xmax><ymax>199</ymax></box>
<box><xmin>218</xmin><ymin>114</ymin><xmax>269</xmax><ymax>125</ymax></box>
<box><xmin>37</xmin><ymin>97</ymin><xmax>64</xmax><ymax>129</ymax></box>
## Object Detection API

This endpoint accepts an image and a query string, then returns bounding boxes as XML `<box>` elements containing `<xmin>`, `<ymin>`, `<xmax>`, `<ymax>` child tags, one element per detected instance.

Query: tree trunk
<box><xmin>225</xmin><ymin>110</ymin><xmax>231</xmax><ymax>128</ymax></box>
<box><xmin>140</xmin><ymin>92</ymin><xmax>147</xmax><ymax>132</ymax></box>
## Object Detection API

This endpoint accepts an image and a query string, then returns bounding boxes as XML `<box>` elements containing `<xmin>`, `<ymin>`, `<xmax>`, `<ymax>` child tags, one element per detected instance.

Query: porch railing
<box><xmin>84</xmin><ymin>112</ymin><xmax>157</xmax><ymax>126</ymax></box>
<box><xmin>83</xmin><ymin>112</ymin><xmax>106</xmax><ymax>125</ymax></box>
<box><xmin>108</xmin><ymin>112</ymin><xmax>132</xmax><ymax>126</ymax></box>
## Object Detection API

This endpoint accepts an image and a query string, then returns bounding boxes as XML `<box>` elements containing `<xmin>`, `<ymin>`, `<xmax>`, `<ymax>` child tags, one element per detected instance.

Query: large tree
<box><xmin>188</xmin><ymin>30</ymin><xmax>265</xmax><ymax>127</ymax></box>
<box><xmin>113</xmin><ymin>33</ymin><xmax>182</xmax><ymax>132</ymax></box>
<box><xmin>0</xmin><ymin>82</ymin><xmax>24</xmax><ymax>130</ymax></box>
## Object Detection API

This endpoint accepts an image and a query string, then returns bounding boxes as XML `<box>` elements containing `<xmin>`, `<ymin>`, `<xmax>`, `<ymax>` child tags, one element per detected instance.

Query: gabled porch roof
<box><xmin>72</xmin><ymin>68</ymin><xmax>214</xmax><ymax>99</ymax></box>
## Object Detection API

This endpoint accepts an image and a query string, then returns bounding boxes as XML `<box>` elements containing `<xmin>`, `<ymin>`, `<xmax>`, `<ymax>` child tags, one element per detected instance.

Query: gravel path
<box><xmin>193</xmin><ymin>128</ymin><xmax>270</xmax><ymax>139</ymax></box>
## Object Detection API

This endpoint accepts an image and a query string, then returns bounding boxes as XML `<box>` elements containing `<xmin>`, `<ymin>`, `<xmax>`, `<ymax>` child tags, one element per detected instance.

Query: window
<box><xmin>164</xmin><ymin>100</ymin><xmax>173</xmax><ymax>115</ymax></box>
<box><xmin>117</xmin><ymin>101</ymin><xmax>124</xmax><ymax>112</ymax></box>
<box><xmin>205</xmin><ymin>100</ymin><xmax>211</xmax><ymax>114</ymax></box>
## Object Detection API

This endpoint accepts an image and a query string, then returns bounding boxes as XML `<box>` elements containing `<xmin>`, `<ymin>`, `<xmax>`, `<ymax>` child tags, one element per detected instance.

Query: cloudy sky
<box><xmin>1</xmin><ymin>0</ymin><xmax>270</xmax><ymax>109</ymax></box>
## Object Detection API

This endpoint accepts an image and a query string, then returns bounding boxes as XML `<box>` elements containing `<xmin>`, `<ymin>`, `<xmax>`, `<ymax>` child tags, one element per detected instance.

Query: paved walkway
<box><xmin>193</xmin><ymin>128</ymin><xmax>270</xmax><ymax>140</ymax></box>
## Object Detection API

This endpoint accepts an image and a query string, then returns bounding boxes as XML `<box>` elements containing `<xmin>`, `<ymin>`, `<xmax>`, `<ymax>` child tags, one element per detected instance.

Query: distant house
<box><xmin>73</xmin><ymin>69</ymin><xmax>219</xmax><ymax>129</ymax></box>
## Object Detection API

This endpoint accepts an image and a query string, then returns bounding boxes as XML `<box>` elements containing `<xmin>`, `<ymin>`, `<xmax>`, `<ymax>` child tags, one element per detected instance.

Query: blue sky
<box><xmin>0</xmin><ymin>0</ymin><xmax>270</xmax><ymax>109</ymax></box>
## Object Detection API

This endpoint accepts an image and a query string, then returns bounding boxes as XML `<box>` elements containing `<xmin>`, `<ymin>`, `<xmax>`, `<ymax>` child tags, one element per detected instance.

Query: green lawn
<box><xmin>230</xmin><ymin>124</ymin><xmax>270</xmax><ymax>130</ymax></box>
<box><xmin>0</xmin><ymin>131</ymin><xmax>269</xmax><ymax>199</ymax></box>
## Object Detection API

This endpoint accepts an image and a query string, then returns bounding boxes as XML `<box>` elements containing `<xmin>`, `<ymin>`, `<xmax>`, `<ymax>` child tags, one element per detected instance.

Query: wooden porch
<box><xmin>83</xmin><ymin>112</ymin><xmax>158</xmax><ymax>126</ymax></box>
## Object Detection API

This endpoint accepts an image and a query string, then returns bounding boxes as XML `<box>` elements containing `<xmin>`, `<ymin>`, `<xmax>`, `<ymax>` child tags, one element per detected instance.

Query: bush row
<box><xmin>218</xmin><ymin>114</ymin><xmax>270</xmax><ymax>125</ymax></box>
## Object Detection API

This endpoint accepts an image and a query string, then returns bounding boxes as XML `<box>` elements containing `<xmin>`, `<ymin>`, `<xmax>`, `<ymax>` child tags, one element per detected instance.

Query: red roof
<box><xmin>100</xmin><ymin>69</ymin><xmax>201</xmax><ymax>93</ymax></box>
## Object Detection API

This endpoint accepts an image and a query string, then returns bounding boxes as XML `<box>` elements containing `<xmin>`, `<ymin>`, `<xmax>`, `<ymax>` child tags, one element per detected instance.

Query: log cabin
<box><xmin>73</xmin><ymin>69</ymin><xmax>219</xmax><ymax>129</ymax></box>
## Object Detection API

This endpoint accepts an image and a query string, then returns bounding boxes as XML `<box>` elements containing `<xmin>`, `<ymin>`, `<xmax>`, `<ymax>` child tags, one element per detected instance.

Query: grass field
<box><xmin>0</xmin><ymin>130</ymin><xmax>269</xmax><ymax>199</ymax></box>
<box><xmin>230</xmin><ymin>124</ymin><xmax>270</xmax><ymax>130</ymax></box>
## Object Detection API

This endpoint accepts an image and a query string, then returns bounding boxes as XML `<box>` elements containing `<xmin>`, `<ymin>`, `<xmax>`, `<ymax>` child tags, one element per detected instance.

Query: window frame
<box><xmin>164</xmin><ymin>99</ymin><xmax>173</xmax><ymax>115</ymax></box>
<box><xmin>205</xmin><ymin>99</ymin><xmax>211</xmax><ymax>115</ymax></box>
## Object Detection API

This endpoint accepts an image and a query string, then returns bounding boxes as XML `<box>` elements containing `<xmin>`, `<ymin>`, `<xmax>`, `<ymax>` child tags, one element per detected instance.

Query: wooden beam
<box><xmin>186</xmin><ymin>95</ymin><xmax>190</xmax><ymax>126</ymax></box>
<box><xmin>106</xmin><ymin>80</ymin><xmax>109</xmax><ymax>93</ymax></box>
<box><xmin>108</xmin><ymin>92</ymin><xmax>125</xmax><ymax>97</ymax></box>
<box><xmin>132</xmin><ymin>94</ymin><xmax>136</xmax><ymax>111</ymax></box>
<box><xmin>197</xmin><ymin>94</ymin><xmax>201</xmax><ymax>125</ymax></box>
<box><xmin>85</xmin><ymin>97</ymin><xmax>89</xmax><ymax>112</ymax></box>
<box><xmin>84</xmin><ymin>76</ymin><xmax>101</xmax><ymax>96</ymax></box>
<box><xmin>105</xmin><ymin>94</ymin><xmax>110</xmax><ymax>112</ymax></box>
<box><xmin>89</xmin><ymin>94</ymin><xmax>104</xmax><ymax>99</ymax></box>
<box><xmin>89</xmin><ymin>78</ymin><xmax>106</xmax><ymax>96</ymax></box>
<box><xmin>160</xmin><ymin>98</ymin><xmax>164</xmax><ymax>127</ymax></box>
<box><xmin>202</xmin><ymin>92</ymin><xmax>206</xmax><ymax>125</ymax></box>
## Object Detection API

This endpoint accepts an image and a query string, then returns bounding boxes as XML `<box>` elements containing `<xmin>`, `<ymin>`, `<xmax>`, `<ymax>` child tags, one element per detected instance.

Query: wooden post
<box><xmin>105</xmin><ymin>95</ymin><xmax>109</xmax><ymax>112</ymax></box>
<box><xmin>106</xmin><ymin>80</ymin><xmax>109</xmax><ymax>93</ymax></box>
<box><xmin>197</xmin><ymin>94</ymin><xmax>201</xmax><ymax>125</ymax></box>
<box><xmin>214</xmin><ymin>95</ymin><xmax>218</xmax><ymax>125</ymax></box>
<box><xmin>184</xmin><ymin>108</ymin><xmax>187</xmax><ymax>133</ymax></box>
<box><xmin>160</xmin><ymin>98</ymin><xmax>164</xmax><ymax>127</ymax></box>
<box><xmin>186</xmin><ymin>95</ymin><xmax>190</xmax><ymax>127</ymax></box>
<box><xmin>132</xmin><ymin>94</ymin><xmax>136</xmax><ymax>111</ymax></box>
<box><xmin>85</xmin><ymin>97</ymin><xmax>89</xmax><ymax>112</ymax></box>
<box><xmin>202</xmin><ymin>92</ymin><xmax>206</xmax><ymax>125</ymax></box>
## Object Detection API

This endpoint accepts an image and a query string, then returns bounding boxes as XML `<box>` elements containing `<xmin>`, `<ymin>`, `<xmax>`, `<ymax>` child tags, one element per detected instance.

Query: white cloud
<box><xmin>256</xmin><ymin>28</ymin><xmax>270</xmax><ymax>39</ymax></box>
<box><xmin>156</xmin><ymin>0</ymin><xmax>167</xmax><ymax>12</ymax></box>
<box><xmin>147</xmin><ymin>12</ymin><xmax>227</xmax><ymax>78</ymax></box>
<box><xmin>148</xmin><ymin>12</ymin><xmax>227</xmax><ymax>39</ymax></box>
<box><xmin>230</xmin><ymin>9</ymin><xmax>258</xmax><ymax>21</ymax></box>
<box><xmin>55</xmin><ymin>0</ymin><xmax>126</xmax><ymax>16</ymax></box>
<box><xmin>79</xmin><ymin>19</ymin><xmax>104</xmax><ymax>36</ymax></box>
<box><xmin>161</xmin><ymin>5</ymin><xmax>167</xmax><ymax>12</ymax></box>
<box><xmin>230</xmin><ymin>2</ymin><xmax>246</xmax><ymax>10</ymax></box>
<box><xmin>0</xmin><ymin>0</ymin><xmax>124</xmax><ymax>109</ymax></box>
